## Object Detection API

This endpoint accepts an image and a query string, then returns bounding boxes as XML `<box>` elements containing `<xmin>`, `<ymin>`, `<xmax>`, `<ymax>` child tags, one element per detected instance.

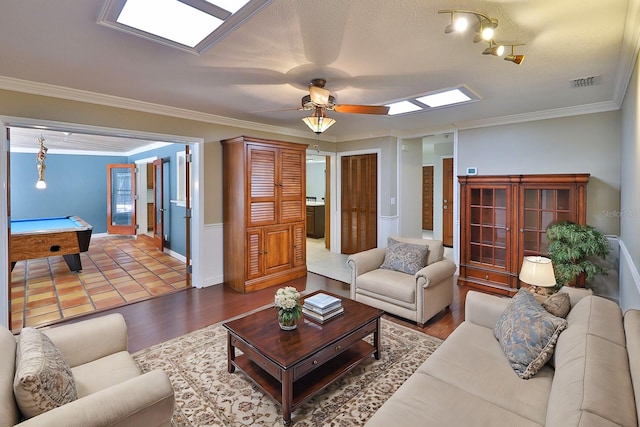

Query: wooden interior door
<box><xmin>422</xmin><ymin>166</ymin><xmax>434</xmax><ymax>230</ymax></box>
<box><xmin>341</xmin><ymin>153</ymin><xmax>377</xmax><ymax>254</ymax></box>
<box><xmin>442</xmin><ymin>157</ymin><xmax>454</xmax><ymax>247</ymax></box>
<box><xmin>153</xmin><ymin>158</ymin><xmax>164</xmax><ymax>250</ymax></box>
<box><xmin>107</xmin><ymin>164</ymin><xmax>136</xmax><ymax>235</ymax></box>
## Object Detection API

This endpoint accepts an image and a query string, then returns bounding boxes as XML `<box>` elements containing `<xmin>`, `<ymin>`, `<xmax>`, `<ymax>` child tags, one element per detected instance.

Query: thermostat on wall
<box><xmin>466</xmin><ymin>167</ymin><xmax>478</xmax><ymax>175</ymax></box>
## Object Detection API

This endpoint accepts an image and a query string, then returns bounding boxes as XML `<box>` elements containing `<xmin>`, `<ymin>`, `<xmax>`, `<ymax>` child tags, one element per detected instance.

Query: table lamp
<box><xmin>519</xmin><ymin>256</ymin><xmax>556</xmax><ymax>295</ymax></box>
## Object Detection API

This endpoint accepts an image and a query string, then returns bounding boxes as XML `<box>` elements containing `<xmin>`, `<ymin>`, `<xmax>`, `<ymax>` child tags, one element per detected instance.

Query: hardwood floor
<box><xmin>55</xmin><ymin>272</ymin><xmax>472</xmax><ymax>353</ymax></box>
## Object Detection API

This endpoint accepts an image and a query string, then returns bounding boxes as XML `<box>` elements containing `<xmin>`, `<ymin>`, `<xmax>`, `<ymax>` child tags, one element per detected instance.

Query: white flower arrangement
<box><xmin>274</xmin><ymin>286</ymin><xmax>302</xmax><ymax>324</ymax></box>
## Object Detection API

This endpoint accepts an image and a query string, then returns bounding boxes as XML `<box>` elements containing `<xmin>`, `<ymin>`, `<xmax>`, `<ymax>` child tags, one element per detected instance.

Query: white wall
<box><xmin>398</xmin><ymin>138</ymin><xmax>423</xmax><ymax>237</ymax></box>
<box><xmin>306</xmin><ymin>161</ymin><xmax>326</xmax><ymax>201</ymax></box>
<box><xmin>457</xmin><ymin>111</ymin><xmax>621</xmax><ymax>236</ymax></box>
<box><xmin>620</xmin><ymin>52</ymin><xmax>640</xmax><ymax>312</ymax></box>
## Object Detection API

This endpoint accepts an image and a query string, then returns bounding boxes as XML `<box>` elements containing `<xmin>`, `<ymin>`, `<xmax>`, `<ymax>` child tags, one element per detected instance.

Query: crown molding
<box><xmin>614</xmin><ymin>0</ymin><xmax>640</xmax><ymax>106</ymax></box>
<box><xmin>0</xmin><ymin>76</ymin><xmax>335</xmax><ymax>142</ymax></box>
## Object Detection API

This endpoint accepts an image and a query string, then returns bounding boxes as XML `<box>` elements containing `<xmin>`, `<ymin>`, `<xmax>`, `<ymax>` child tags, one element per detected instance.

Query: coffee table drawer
<box><xmin>294</xmin><ymin>320</ymin><xmax>377</xmax><ymax>379</ymax></box>
<box><xmin>231</xmin><ymin>336</ymin><xmax>281</xmax><ymax>380</ymax></box>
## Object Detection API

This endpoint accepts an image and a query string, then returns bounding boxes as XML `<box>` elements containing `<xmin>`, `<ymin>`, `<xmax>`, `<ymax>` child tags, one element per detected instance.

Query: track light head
<box><xmin>444</xmin><ymin>12</ymin><xmax>468</xmax><ymax>33</ymax></box>
<box><xmin>483</xmin><ymin>43</ymin><xmax>504</xmax><ymax>56</ymax></box>
<box><xmin>505</xmin><ymin>54</ymin><xmax>525</xmax><ymax>65</ymax></box>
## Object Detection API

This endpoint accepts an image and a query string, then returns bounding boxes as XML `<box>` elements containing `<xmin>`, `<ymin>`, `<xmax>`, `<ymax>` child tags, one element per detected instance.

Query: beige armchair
<box><xmin>347</xmin><ymin>237</ymin><xmax>457</xmax><ymax>327</ymax></box>
<box><xmin>1</xmin><ymin>314</ymin><xmax>174</xmax><ymax>427</ymax></box>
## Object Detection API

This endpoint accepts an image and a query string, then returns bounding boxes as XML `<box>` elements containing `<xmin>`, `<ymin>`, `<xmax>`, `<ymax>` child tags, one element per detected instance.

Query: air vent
<box><xmin>570</xmin><ymin>76</ymin><xmax>599</xmax><ymax>88</ymax></box>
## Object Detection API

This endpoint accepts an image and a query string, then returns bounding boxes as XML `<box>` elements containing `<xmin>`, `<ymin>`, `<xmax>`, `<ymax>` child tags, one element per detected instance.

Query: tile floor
<box><xmin>10</xmin><ymin>235</ymin><xmax>187</xmax><ymax>332</ymax></box>
<box><xmin>305</xmin><ymin>238</ymin><xmax>351</xmax><ymax>283</ymax></box>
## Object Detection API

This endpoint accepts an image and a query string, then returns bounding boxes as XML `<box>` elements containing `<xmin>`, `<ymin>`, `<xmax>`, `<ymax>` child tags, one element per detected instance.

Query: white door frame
<box><xmin>0</xmin><ymin>116</ymin><xmax>204</xmax><ymax>328</ymax></box>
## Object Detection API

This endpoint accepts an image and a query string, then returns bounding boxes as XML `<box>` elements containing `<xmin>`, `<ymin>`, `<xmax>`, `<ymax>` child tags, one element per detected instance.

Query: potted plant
<box><xmin>274</xmin><ymin>286</ymin><xmax>302</xmax><ymax>330</ymax></box>
<box><xmin>546</xmin><ymin>221</ymin><xmax>611</xmax><ymax>288</ymax></box>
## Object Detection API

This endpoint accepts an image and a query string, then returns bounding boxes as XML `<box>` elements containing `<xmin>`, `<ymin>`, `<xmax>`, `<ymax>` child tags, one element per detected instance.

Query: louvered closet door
<box><xmin>247</xmin><ymin>144</ymin><xmax>277</xmax><ymax>226</ymax></box>
<box><xmin>341</xmin><ymin>153</ymin><xmax>377</xmax><ymax>254</ymax></box>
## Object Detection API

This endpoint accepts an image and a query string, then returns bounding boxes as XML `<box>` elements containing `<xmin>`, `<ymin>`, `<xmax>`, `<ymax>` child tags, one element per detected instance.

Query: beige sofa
<box><xmin>366</xmin><ymin>289</ymin><xmax>640</xmax><ymax>426</ymax></box>
<box><xmin>347</xmin><ymin>237</ymin><xmax>457</xmax><ymax>326</ymax></box>
<box><xmin>1</xmin><ymin>314</ymin><xmax>175</xmax><ymax>427</ymax></box>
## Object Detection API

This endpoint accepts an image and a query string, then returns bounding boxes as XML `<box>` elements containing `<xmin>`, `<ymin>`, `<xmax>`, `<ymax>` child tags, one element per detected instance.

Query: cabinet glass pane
<box><xmin>541</xmin><ymin>211</ymin><xmax>555</xmax><ymax>230</ymax></box>
<box><xmin>541</xmin><ymin>189</ymin><xmax>556</xmax><ymax>209</ymax></box>
<box><xmin>482</xmin><ymin>208</ymin><xmax>494</xmax><ymax>225</ymax></box>
<box><xmin>481</xmin><ymin>189</ymin><xmax>494</xmax><ymax>206</ymax></box>
<box><xmin>470</xmin><ymin>244</ymin><xmax>481</xmax><ymax>262</ymax></box>
<box><xmin>482</xmin><ymin>226</ymin><xmax>494</xmax><ymax>244</ymax></box>
<box><xmin>482</xmin><ymin>246</ymin><xmax>493</xmax><ymax>263</ymax></box>
<box><xmin>495</xmin><ymin>189</ymin><xmax>507</xmax><ymax>208</ymax></box>
<box><xmin>494</xmin><ymin>228</ymin><xmax>507</xmax><ymax>246</ymax></box>
<box><xmin>524</xmin><ymin>210</ymin><xmax>538</xmax><ymax>229</ymax></box>
<box><xmin>524</xmin><ymin>189</ymin><xmax>538</xmax><ymax>209</ymax></box>
<box><xmin>470</xmin><ymin>207</ymin><xmax>481</xmax><ymax>224</ymax></box>
<box><xmin>470</xmin><ymin>189</ymin><xmax>481</xmax><ymax>205</ymax></box>
<box><xmin>470</xmin><ymin>225</ymin><xmax>481</xmax><ymax>243</ymax></box>
<box><xmin>523</xmin><ymin>231</ymin><xmax>539</xmax><ymax>252</ymax></box>
<box><xmin>556</xmin><ymin>212</ymin><xmax>572</xmax><ymax>223</ymax></box>
<box><xmin>495</xmin><ymin>248</ymin><xmax>506</xmax><ymax>267</ymax></box>
<box><xmin>557</xmin><ymin>190</ymin><xmax>571</xmax><ymax>210</ymax></box>
<box><xmin>495</xmin><ymin>208</ymin><xmax>506</xmax><ymax>226</ymax></box>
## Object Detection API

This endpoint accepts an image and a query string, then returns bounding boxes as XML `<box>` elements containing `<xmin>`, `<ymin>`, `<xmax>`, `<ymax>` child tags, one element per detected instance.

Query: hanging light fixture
<box><xmin>35</xmin><ymin>135</ymin><xmax>48</xmax><ymax>189</ymax></box>
<box><xmin>302</xmin><ymin>106</ymin><xmax>336</xmax><ymax>134</ymax></box>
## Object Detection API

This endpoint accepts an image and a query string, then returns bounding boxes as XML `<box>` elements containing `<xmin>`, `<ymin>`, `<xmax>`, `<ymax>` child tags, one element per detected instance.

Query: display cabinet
<box><xmin>458</xmin><ymin>174</ymin><xmax>589</xmax><ymax>295</ymax></box>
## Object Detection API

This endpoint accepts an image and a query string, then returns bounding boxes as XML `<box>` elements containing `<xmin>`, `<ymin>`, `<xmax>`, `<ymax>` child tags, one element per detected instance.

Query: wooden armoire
<box><xmin>221</xmin><ymin>136</ymin><xmax>308</xmax><ymax>293</ymax></box>
<box><xmin>458</xmin><ymin>173</ymin><xmax>589</xmax><ymax>295</ymax></box>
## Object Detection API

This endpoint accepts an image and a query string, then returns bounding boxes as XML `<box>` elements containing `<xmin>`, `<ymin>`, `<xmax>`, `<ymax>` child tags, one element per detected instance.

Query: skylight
<box><xmin>386</xmin><ymin>86</ymin><xmax>480</xmax><ymax>116</ymax></box>
<box><xmin>417</xmin><ymin>89</ymin><xmax>472</xmax><ymax>108</ymax></box>
<box><xmin>117</xmin><ymin>0</ymin><xmax>225</xmax><ymax>48</ymax></box>
<box><xmin>98</xmin><ymin>0</ymin><xmax>272</xmax><ymax>54</ymax></box>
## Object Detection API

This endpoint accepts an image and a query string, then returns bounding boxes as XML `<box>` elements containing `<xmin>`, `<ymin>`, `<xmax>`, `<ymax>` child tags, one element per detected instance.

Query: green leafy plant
<box><xmin>274</xmin><ymin>286</ymin><xmax>302</xmax><ymax>324</ymax></box>
<box><xmin>546</xmin><ymin>221</ymin><xmax>611</xmax><ymax>288</ymax></box>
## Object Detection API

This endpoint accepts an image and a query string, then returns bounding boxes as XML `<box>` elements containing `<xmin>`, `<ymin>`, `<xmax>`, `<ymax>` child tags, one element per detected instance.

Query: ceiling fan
<box><xmin>300</xmin><ymin>78</ymin><xmax>390</xmax><ymax>115</ymax></box>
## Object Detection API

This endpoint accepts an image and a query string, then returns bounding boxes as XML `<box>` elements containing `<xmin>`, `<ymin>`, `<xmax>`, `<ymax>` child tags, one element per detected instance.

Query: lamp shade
<box><xmin>302</xmin><ymin>115</ymin><xmax>335</xmax><ymax>134</ymax></box>
<box><xmin>519</xmin><ymin>256</ymin><xmax>556</xmax><ymax>287</ymax></box>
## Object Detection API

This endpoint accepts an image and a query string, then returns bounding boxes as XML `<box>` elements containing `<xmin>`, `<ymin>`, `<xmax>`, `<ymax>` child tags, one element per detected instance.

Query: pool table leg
<box><xmin>62</xmin><ymin>254</ymin><xmax>83</xmax><ymax>272</ymax></box>
<box><xmin>10</xmin><ymin>262</ymin><xmax>16</xmax><ymax>272</ymax></box>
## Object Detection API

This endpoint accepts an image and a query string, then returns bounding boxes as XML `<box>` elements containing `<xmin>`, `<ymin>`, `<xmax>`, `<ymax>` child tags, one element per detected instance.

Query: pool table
<box><xmin>10</xmin><ymin>216</ymin><xmax>93</xmax><ymax>272</ymax></box>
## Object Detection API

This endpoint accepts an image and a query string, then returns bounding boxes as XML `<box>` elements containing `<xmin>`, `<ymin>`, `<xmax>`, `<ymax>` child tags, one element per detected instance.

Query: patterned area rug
<box><xmin>133</xmin><ymin>317</ymin><xmax>442</xmax><ymax>426</ymax></box>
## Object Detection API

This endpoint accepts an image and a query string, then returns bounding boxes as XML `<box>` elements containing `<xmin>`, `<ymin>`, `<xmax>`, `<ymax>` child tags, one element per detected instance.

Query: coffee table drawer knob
<box><xmin>313</xmin><ymin>360</ymin><xmax>318</xmax><ymax>365</ymax></box>
<box><xmin>335</xmin><ymin>345</ymin><xmax>341</xmax><ymax>352</ymax></box>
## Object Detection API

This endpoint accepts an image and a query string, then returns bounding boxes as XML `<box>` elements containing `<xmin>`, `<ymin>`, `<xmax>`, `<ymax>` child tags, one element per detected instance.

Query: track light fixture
<box><xmin>504</xmin><ymin>43</ymin><xmax>526</xmax><ymax>65</ymax></box>
<box><xmin>438</xmin><ymin>9</ymin><xmax>526</xmax><ymax>64</ymax></box>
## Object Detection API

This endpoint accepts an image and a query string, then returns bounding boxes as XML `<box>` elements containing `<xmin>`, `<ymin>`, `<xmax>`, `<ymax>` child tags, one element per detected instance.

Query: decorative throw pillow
<box><xmin>14</xmin><ymin>327</ymin><xmax>78</xmax><ymax>418</ymax></box>
<box><xmin>494</xmin><ymin>289</ymin><xmax>568</xmax><ymax>379</ymax></box>
<box><xmin>380</xmin><ymin>238</ymin><xmax>429</xmax><ymax>275</ymax></box>
<box><xmin>542</xmin><ymin>292</ymin><xmax>571</xmax><ymax>318</ymax></box>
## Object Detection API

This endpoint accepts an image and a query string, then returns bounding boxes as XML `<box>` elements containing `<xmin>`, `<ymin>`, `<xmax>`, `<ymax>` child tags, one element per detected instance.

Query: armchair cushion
<box><xmin>14</xmin><ymin>328</ymin><xmax>77</xmax><ymax>418</ymax></box>
<box><xmin>542</xmin><ymin>292</ymin><xmax>571</xmax><ymax>318</ymax></box>
<box><xmin>380</xmin><ymin>237</ymin><xmax>428</xmax><ymax>275</ymax></box>
<box><xmin>494</xmin><ymin>289</ymin><xmax>568</xmax><ymax>379</ymax></box>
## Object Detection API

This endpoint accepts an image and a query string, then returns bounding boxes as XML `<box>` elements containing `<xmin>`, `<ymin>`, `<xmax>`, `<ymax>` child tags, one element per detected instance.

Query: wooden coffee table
<box><xmin>223</xmin><ymin>291</ymin><xmax>384</xmax><ymax>425</ymax></box>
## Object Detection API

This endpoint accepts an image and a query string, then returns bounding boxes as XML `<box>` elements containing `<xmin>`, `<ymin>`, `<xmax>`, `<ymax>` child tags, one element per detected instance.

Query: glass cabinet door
<box><xmin>521</xmin><ymin>186</ymin><xmax>574</xmax><ymax>256</ymax></box>
<box><xmin>468</xmin><ymin>186</ymin><xmax>509</xmax><ymax>268</ymax></box>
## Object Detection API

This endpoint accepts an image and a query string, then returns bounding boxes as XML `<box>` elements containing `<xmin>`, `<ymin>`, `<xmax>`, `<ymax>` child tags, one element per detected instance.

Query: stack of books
<box><xmin>302</xmin><ymin>293</ymin><xmax>344</xmax><ymax>323</ymax></box>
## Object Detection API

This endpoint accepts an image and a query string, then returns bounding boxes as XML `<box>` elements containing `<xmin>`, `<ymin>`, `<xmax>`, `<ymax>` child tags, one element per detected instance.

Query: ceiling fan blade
<box><xmin>251</xmin><ymin>106</ymin><xmax>304</xmax><ymax>113</ymax></box>
<box><xmin>309</xmin><ymin>85</ymin><xmax>331</xmax><ymax>105</ymax></box>
<box><xmin>334</xmin><ymin>104</ymin><xmax>390</xmax><ymax>115</ymax></box>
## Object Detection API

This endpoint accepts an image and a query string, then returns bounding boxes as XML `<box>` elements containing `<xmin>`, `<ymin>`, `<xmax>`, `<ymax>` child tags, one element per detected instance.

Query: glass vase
<box><xmin>278</xmin><ymin>312</ymin><xmax>298</xmax><ymax>331</ymax></box>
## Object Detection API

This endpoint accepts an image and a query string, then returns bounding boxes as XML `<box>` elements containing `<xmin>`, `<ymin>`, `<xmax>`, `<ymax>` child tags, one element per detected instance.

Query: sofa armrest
<box><xmin>347</xmin><ymin>248</ymin><xmax>386</xmax><ymax>299</ymax></box>
<box><xmin>464</xmin><ymin>291</ymin><xmax>510</xmax><ymax>329</ymax></box>
<box><xmin>416</xmin><ymin>258</ymin><xmax>456</xmax><ymax>288</ymax></box>
<box><xmin>16</xmin><ymin>370</ymin><xmax>174</xmax><ymax>427</ymax></box>
<box><xmin>42</xmin><ymin>313</ymin><xmax>128</xmax><ymax>368</ymax></box>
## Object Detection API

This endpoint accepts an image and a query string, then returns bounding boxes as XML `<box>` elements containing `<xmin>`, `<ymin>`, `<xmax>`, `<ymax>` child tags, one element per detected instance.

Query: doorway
<box><xmin>340</xmin><ymin>153</ymin><xmax>377</xmax><ymax>254</ymax></box>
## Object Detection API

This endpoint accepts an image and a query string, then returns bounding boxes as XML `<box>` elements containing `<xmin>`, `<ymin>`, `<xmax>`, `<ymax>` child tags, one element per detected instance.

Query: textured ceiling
<box><xmin>1</xmin><ymin>0</ymin><xmax>638</xmax><ymax>152</ymax></box>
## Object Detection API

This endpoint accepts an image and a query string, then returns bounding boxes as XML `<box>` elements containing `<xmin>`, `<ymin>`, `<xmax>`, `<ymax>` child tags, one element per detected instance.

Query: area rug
<box><xmin>133</xmin><ymin>317</ymin><xmax>442</xmax><ymax>426</ymax></box>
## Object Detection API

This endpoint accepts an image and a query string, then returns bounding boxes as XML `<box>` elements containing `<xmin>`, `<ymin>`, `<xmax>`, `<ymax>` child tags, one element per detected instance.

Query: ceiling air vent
<box><xmin>570</xmin><ymin>76</ymin><xmax>599</xmax><ymax>88</ymax></box>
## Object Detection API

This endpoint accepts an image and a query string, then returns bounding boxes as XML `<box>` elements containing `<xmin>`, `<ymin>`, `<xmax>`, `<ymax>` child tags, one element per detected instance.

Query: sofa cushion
<box><xmin>380</xmin><ymin>237</ymin><xmax>428</xmax><ymax>275</ymax></box>
<box><xmin>356</xmin><ymin>268</ymin><xmax>416</xmax><ymax>307</ymax></box>
<box><xmin>0</xmin><ymin>327</ymin><xmax>19</xmax><ymax>427</ymax></box>
<box><xmin>541</xmin><ymin>292</ymin><xmax>571</xmax><ymax>318</ymax></box>
<box><xmin>14</xmin><ymin>327</ymin><xmax>78</xmax><ymax>418</ymax></box>
<box><xmin>494</xmin><ymin>289</ymin><xmax>568</xmax><ymax>379</ymax></box>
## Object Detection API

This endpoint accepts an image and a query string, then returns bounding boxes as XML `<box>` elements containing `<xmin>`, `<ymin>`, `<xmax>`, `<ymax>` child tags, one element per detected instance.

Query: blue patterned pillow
<box><xmin>494</xmin><ymin>289</ymin><xmax>568</xmax><ymax>379</ymax></box>
<box><xmin>380</xmin><ymin>238</ymin><xmax>429</xmax><ymax>275</ymax></box>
